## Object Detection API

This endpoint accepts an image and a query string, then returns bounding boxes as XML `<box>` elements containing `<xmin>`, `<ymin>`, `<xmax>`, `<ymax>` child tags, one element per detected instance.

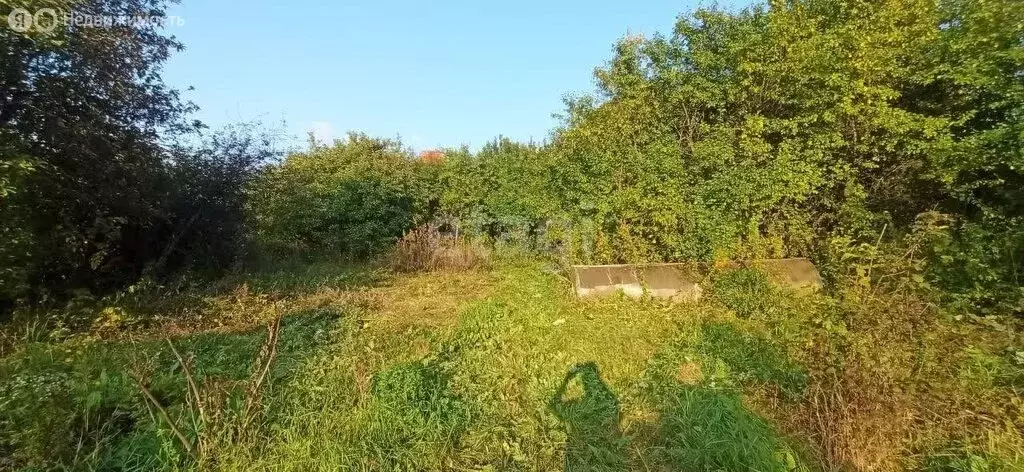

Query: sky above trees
<box><xmin>162</xmin><ymin>0</ymin><xmax>747</xmax><ymax>150</ymax></box>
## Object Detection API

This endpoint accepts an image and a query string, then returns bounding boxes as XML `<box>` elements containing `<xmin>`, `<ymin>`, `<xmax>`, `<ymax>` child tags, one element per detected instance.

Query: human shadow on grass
<box><xmin>549</xmin><ymin>361</ymin><xmax>807</xmax><ymax>472</ymax></box>
<box><xmin>549</xmin><ymin>361</ymin><xmax>629</xmax><ymax>471</ymax></box>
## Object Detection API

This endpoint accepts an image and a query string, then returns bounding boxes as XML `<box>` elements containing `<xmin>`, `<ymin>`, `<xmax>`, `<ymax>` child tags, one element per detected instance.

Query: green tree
<box><xmin>545</xmin><ymin>0</ymin><xmax>1022</xmax><ymax>312</ymax></box>
<box><xmin>1</xmin><ymin>0</ymin><xmax>199</xmax><ymax>303</ymax></box>
<box><xmin>247</xmin><ymin>133</ymin><xmax>428</xmax><ymax>259</ymax></box>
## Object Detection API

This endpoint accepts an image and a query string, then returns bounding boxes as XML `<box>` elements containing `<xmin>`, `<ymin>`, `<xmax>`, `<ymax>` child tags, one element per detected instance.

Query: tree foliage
<box><xmin>0</xmin><ymin>1</ymin><xmax>278</xmax><ymax>307</ymax></box>
<box><xmin>536</xmin><ymin>0</ymin><xmax>1022</xmax><ymax>313</ymax></box>
<box><xmin>246</xmin><ymin>134</ymin><xmax>428</xmax><ymax>259</ymax></box>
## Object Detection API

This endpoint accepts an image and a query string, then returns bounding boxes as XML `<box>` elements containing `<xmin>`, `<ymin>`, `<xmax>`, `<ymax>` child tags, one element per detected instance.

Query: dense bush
<box><xmin>922</xmin><ymin>217</ymin><xmax>1024</xmax><ymax>316</ymax></box>
<box><xmin>246</xmin><ymin>133</ymin><xmax>430</xmax><ymax>259</ymax></box>
<box><xmin>159</xmin><ymin>123</ymin><xmax>282</xmax><ymax>276</ymax></box>
<box><xmin>430</xmin><ymin>138</ymin><xmax>554</xmax><ymax>245</ymax></box>
<box><xmin>537</xmin><ymin>0</ymin><xmax>1022</xmax><ymax>313</ymax></box>
<box><xmin>0</xmin><ymin>1</ymin><xmax>279</xmax><ymax>310</ymax></box>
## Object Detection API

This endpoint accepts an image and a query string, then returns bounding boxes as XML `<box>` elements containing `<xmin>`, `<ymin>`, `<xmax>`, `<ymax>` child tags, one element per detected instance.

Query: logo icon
<box><xmin>8</xmin><ymin>8</ymin><xmax>32</xmax><ymax>32</ymax></box>
<box><xmin>33</xmin><ymin>8</ymin><xmax>57</xmax><ymax>33</ymax></box>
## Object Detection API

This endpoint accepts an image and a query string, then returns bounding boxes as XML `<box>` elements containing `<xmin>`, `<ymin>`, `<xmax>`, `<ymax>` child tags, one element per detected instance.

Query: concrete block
<box><xmin>746</xmin><ymin>257</ymin><xmax>822</xmax><ymax>291</ymax></box>
<box><xmin>570</xmin><ymin>258</ymin><xmax>822</xmax><ymax>301</ymax></box>
<box><xmin>571</xmin><ymin>264</ymin><xmax>702</xmax><ymax>302</ymax></box>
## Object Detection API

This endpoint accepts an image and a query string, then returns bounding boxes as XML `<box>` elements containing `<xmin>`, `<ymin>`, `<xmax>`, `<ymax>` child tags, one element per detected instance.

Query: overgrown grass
<box><xmin>655</xmin><ymin>387</ymin><xmax>804</xmax><ymax>471</ymax></box>
<box><xmin>710</xmin><ymin>267</ymin><xmax>784</xmax><ymax>320</ymax></box>
<box><xmin>1</xmin><ymin>253</ymin><xmax>1021</xmax><ymax>470</ymax></box>
<box><xmin>0</xmin><ymin>307</ymin><xmax>344</xmax><ymax>469</ymax></box>
<box><xmin>698</xmin><ymin>322</ymin><xmax>808</xmax><ymax>398</ymax></box>
<box><xmin>226</xmin><ymin>258</ymin><xmax>388</xmax><ymax>295</ymax></box>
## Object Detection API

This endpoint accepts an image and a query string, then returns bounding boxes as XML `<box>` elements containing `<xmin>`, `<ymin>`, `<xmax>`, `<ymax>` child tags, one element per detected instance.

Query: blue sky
<box><xmin>162</xmin><ymin>0</ymin><xmax>743</xmax><ymax>151</ymax></box>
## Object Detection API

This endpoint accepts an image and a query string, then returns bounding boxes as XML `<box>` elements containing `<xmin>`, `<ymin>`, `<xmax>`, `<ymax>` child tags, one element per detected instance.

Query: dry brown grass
<box><xmin>803</xmin><ymin>369</ymin><xmax>912</xmax><ymax>471</ymax></box>
<box><xmin>775</xmin><ymin>285</ymin><xmax>1023</xmax><ymax>472</ymax></box>
<box><xmin>806</xmin><ymin>293</ymin><xmax>933</xmax><ymax>471</ymax></box>
<box><xmin>361</xmin><ymin>270</ymin><xmax>496</xmax><ymax>333</ymax></box>
<box><xmin>390</xmin><ymin>224</ymin><xmax>490</xmax><ymax>272</ymax></box>
<box><xmin>676</xmin><ymin>361</ymin><xmax>704</xmax><ymax>385</ymax></box>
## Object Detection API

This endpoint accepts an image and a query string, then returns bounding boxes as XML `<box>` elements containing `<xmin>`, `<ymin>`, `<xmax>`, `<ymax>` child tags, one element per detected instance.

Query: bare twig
<box><xmin>167</xmin><ymin>339</ymin><xmax>207</xmax><ymax>424</ymax></box>
<box><xmin>864</xmin><ymin>223</ymin><xmax>887</xmax><ymax>298</ymax></box>
<box><xmin>865</xmin><ymin>224</ymin><xmax>887</xmax><ymax>280</ymax></box>
<box><xmin>252</xmin><ymin>314</ymin><xmax>281</xmax><ymax>394</ymax></box>
<box><xmin>132</xmin><ymin>375</ymin><xmax>194</xmax><ymax>455</ymax></box>
<box><xmin>241</xmin><ymin>310</ymin><xmax>283</xmax><ymax>430</ymax></box>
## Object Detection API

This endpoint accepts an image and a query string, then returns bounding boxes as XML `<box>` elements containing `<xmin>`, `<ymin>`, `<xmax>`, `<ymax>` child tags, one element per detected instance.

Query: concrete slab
<box><xmin>746</xmin><ymin>258</ymin><xmax>822</xmax><ymax>291</ymax></box>
<box><xmin>571</xmin><ymin>258</ymin><xmax>822</xmax><ymax>300</ymax></box>
<box><xmin>638</xmin><ymin>265</ymin><xmax>703</xmax><ymax>301</ymax></box>
<box><xmin>571</xmin><ymin>264</ymin><xmax>702</xmax><ymax>302</ymax></box>
<box><xmin>572</xmin><ymin>265</ymin><xmax>642</xmax><ymax>298</ymax></box>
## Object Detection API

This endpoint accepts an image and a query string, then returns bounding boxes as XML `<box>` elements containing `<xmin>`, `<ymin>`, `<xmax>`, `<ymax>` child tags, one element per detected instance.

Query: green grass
<box><xmin>0</xmin><ymin>307</ymin><xmax>344</xmax><ymax>469</ymax></box>
<box><xmin>710</xmin><ymin>268</ymin><xmax>782</xmax><ymax>320</ymax></box>
<box><xmin>655</xmin><ymin>387</ymin><xmax>804</xmax><ymax>471</ymax></box>
<box><xmin>1</xmin><ymin>255</ymin><xmax>1021</xmax><ymax>470</ymax></box>
<box><xmin>698</xmin><ymin>322</ymin><xmax>808</xmax><ymax>398</ymax></box>
<box><xmin>227</xmin><ymin>258</ymin><xmax>388</xmax><ymax>295</ymax></box>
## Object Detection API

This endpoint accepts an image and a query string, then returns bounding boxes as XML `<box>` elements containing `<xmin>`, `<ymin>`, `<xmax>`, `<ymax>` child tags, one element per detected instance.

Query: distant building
<box><xmin>418</xmin><ymin>150</ymin><xmax>445</xmax><ymax>164</ymax></box>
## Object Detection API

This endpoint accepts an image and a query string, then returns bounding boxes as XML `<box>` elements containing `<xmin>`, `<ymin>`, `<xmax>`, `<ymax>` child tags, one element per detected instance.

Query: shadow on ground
<box><xmin>549</xmin><ymin>362</ymin><xmax>628</xmax><ymax>471</ymax></box>
<box><xmin>549</xmin><ymin>361</ymin><xmax>805</xmax><ymax>472</ymax></box>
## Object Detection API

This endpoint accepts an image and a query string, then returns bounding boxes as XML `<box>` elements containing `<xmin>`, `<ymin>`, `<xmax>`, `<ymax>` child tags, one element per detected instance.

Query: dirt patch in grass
<box><xmin>676</xmin><ymin>361</ymin><xmax>703</xmax><ymax>385</ymax></box>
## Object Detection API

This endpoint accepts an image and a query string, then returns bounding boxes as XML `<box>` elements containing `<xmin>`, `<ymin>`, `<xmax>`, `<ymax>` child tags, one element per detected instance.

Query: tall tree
<box><xmin>0</xmin><ymin>0</ymin><xmax>197</xmax><ymax>303</ymax></box>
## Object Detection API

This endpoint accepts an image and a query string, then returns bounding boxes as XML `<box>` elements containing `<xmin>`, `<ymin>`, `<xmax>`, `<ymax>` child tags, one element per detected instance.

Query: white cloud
<box><xmin>307</xmin><ymin>121</ymin><xmax>334</xmax><ymax>144</ymax></box>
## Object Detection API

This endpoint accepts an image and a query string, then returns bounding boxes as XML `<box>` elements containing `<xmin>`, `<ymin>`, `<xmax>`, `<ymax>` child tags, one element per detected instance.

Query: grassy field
<box><xmin>1</xmin><ymin>252</ymin><xmax>1022</xmax><ymax>471</ymax></box>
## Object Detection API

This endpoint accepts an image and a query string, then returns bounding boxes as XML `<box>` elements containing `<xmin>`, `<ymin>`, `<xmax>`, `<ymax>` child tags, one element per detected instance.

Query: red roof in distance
<box><xmin>418</xmin><ymin>150</ymin><xmax>445</xmax><ymax>164</ymax></box>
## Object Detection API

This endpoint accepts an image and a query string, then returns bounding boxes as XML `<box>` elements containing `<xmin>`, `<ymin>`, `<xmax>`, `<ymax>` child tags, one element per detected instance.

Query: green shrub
<box><xmin>924</xmin><ymin>218</ymin><xmax>1024</xmax><ymax>317</ymax></box>
<box><xmin>246</xmin><ymin>133</ymin><xmax>429</xmax><ymax>259</ymax></box>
